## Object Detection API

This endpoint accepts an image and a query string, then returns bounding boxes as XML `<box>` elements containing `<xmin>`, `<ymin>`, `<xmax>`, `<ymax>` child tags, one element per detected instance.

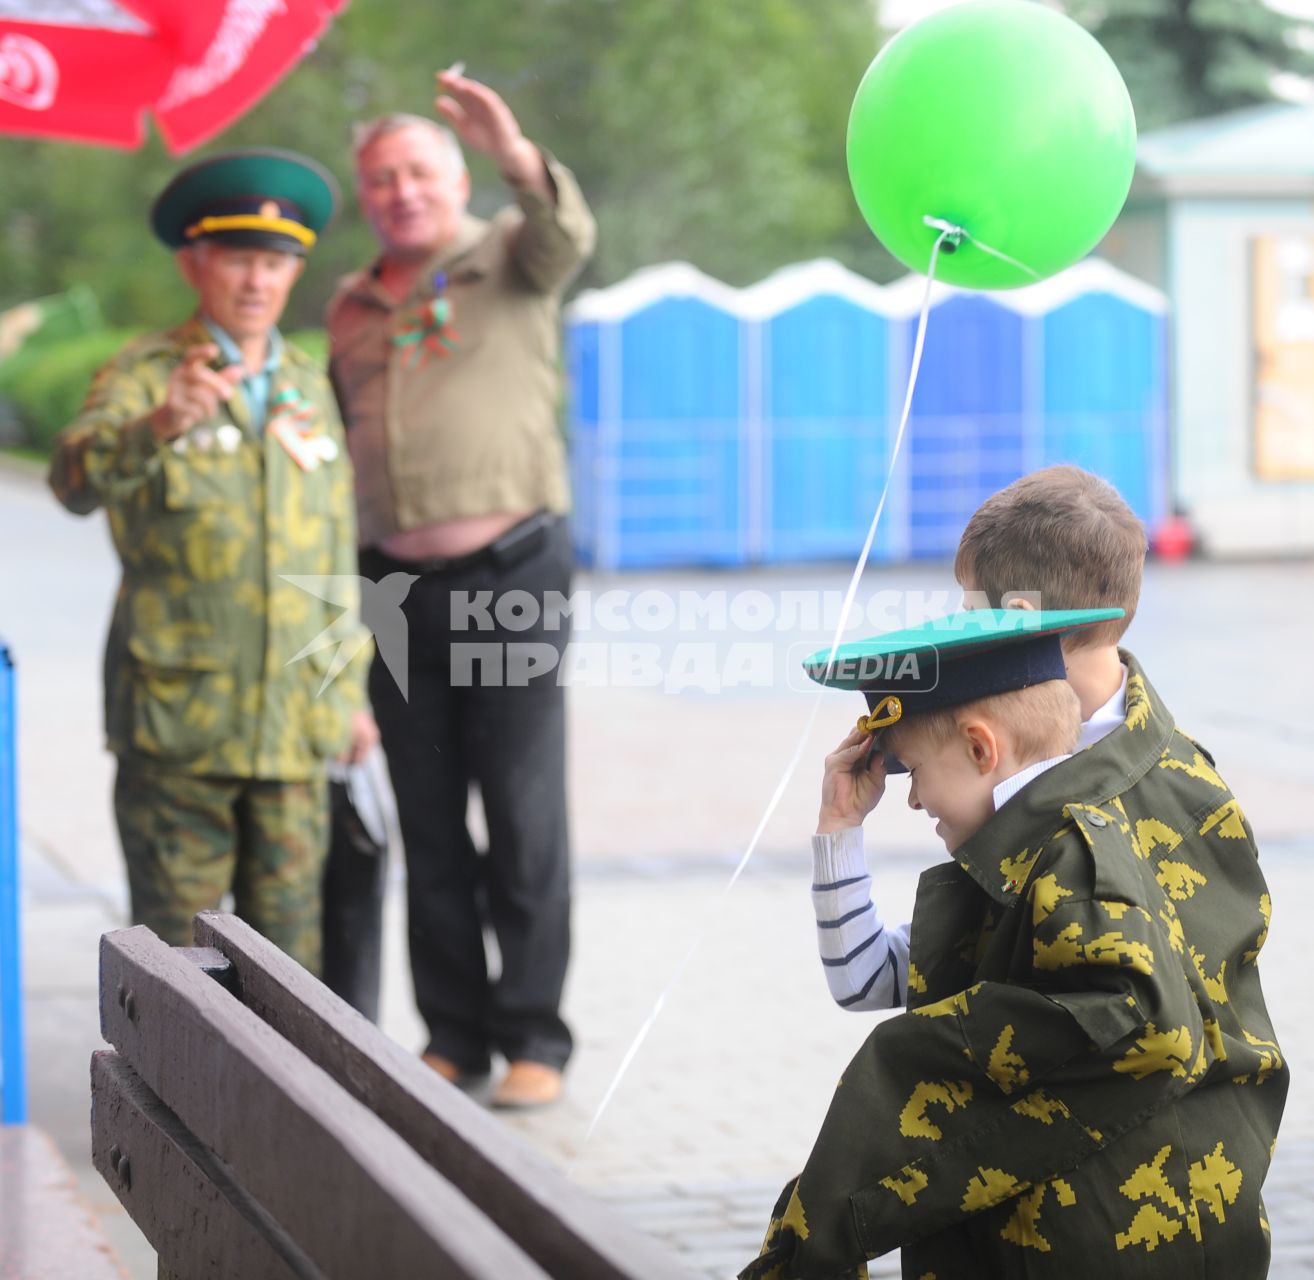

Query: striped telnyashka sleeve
<box><xmin>811</xmin><ymin>826</ymin><xmax>909</xmax><ymax>1011</ymax></box>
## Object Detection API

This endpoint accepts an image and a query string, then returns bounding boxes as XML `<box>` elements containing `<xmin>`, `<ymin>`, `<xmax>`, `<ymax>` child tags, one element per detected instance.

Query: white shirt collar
<box><xmin>986</xmin><ymin>665</ymin><xmax>1129</xmax><ymax>815</ymax></box>
<box><xmin>1078</xmin><ymin>664</ymin><xmax>1129</xmax><ymax>751</ymax></box>
<box><xmin>992</xmin><ymin>755</ymin><xmax>1072</xmax><ymax>811</ymax></box>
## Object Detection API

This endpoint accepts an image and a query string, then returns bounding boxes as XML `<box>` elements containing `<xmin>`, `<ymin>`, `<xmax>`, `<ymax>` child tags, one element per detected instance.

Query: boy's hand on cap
<box><xmin>817</xmin><ymin>726</ymin><xmax>888</xmax><ymax>834</ymax></box>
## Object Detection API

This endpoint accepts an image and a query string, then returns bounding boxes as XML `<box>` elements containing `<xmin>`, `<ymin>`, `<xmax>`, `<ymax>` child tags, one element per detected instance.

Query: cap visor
<box><xmin>196</xmin><ymin>229</ymin><xmax>309</xmax><ymax>256</ymax></box>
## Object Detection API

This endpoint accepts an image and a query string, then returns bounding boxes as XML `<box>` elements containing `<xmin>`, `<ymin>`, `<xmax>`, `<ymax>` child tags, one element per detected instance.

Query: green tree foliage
<box><xmin>1065</xmin><ymin>0</ymin><xmax>1314</xmax><ymax>130</ymax></box>
<box><xmin>10</xmin><ymin>0</ymin><xmax>1306</xmax><ymax>338</ymax></box>
<box><xmin>0</xmin><ymin>0</ymin><xmax>889</xmax><ymax>331</ymax></box>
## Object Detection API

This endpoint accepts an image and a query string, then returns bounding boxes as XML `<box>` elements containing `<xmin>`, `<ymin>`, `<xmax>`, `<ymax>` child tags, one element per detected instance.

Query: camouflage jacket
<box><xmin>49</xmin><ymin>316</ymin><xmax>367</xmax><ymax>780</ymax></box>
<box><xmin>744</xmin><ymin>655</ymin><xmax>1287</xmax><ymax>1280</ymax></box>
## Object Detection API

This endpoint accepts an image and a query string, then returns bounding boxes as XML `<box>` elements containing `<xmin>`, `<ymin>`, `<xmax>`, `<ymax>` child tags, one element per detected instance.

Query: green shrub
<box><xmin>0</xmin><ymin>328</ymin><xmax>145</xmax><ymax>453</ymax></box>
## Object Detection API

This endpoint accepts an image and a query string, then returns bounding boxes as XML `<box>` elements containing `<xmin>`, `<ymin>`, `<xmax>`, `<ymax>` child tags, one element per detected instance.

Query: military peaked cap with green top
<box><xmin>804</xmin><ymin>607</ymin><xmax>1123</xmax><ymax>770</ymax></box>
<box><xmin>151</xmin><ymin>147</ymin><xmax>339</xmax><ymax>256</ymax></box>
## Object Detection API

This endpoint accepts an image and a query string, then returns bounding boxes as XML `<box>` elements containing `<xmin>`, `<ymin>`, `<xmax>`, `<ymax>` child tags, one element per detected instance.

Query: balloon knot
<box><xmin>923</xmin><ymin>215</ymin><xmax>966</xmax><ymax>253</ymax></box>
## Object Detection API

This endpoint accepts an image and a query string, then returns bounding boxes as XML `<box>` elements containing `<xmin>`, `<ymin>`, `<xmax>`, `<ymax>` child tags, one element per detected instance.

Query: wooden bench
<box><xmin>91</xmin><ymin>912</ymin><xmax>692</xmax><ymax>1279</ymax></box>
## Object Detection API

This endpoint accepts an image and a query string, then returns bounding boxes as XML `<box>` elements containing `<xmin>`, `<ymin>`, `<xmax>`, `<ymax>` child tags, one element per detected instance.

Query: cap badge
<box><xmin>856</xmin><ymin>694</ymin><xmax>902</xmax><ymax>736</ymax></box>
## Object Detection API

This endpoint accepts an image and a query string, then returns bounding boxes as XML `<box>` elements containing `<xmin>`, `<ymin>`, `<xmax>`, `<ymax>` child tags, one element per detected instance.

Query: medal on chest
<box><xmin>173</xmin><ymin>423</ymin><xmax>243</xmax><ymax>455</ymax></box>
<box><xmin>267</xmin><ymin>386</ymin><xmax>338</xmax><ymax>471</ymax></box>
<box><xmin>391</xmin><ymin>271</ymin><xmax>460</xmax><ymax>369</ymax></box>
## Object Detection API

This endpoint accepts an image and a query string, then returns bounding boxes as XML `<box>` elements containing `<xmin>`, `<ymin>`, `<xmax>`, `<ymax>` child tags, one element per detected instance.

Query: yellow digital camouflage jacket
<box><xmin>744</xmin><ymin>655</ymin><xmax>1286</xmax><ymax>1280</ymax></box>
<box><xmin>49</xmin><ymin>317</ymin><xmax>367</xmax><ymax>780</ymax></box>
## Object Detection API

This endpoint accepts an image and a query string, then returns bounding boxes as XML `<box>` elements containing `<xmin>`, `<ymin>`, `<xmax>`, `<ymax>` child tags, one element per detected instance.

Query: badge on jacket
<box><xmin>268</xmin><ymin>386</ymin><xmax>338</xmax><ymax>470</ymax></box>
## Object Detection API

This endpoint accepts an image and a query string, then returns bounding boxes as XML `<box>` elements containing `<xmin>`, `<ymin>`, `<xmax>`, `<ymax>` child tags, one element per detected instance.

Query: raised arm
<box><xmin>812</xmin><ymin>825</ymin><xmax>910</xmax><ymax>1010</ymax></box>
<box><xmin>434</xmin><ymin>69</ymin><xmax>595</xmax><ymax>293</ymax></box>
<box><xmin>810</xmin><ymin>727</ymin><xmax>908</xmax><ymax>1009</ymax></box>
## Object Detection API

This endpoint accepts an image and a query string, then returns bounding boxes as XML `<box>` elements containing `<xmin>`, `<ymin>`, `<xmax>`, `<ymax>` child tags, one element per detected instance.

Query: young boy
<box><xmin>744</xmin><ymin>606</ymin><xmax>1286</xmax><ymax>1280</ymax></box>
<box><xmin>813</xmin><ymin>466</ymin><xmax>1146</xmax><ymax>1011</ymax></box>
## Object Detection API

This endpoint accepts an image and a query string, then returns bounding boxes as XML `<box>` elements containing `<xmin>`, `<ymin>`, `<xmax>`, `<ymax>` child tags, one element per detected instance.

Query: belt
<box><xmin>363</xmin><ymin>512</ymin><xmax>557</xmax><ymax>578</ymax></box>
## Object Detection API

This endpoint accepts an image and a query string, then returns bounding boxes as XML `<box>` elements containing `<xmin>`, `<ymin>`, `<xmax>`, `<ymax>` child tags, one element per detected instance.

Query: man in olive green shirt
<box><xmin>50</xmin><ymin>150</ymin><xmax>374</xmax><ymax>971</ymax></box>
<box><xmin>328</xmin><ymin>70</ymin><xmax>595</xmax><ymax>1107</ymax></box>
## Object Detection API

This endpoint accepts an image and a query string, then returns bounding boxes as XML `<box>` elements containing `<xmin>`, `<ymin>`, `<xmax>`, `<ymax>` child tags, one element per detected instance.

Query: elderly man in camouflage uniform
<box><xmin>50</xmin><ymin>149</ymin><xmax>374</xmax><ymax>971</ymax></box>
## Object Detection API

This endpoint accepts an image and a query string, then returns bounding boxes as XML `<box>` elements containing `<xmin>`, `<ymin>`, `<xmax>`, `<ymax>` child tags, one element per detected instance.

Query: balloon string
<box><xmin>571</xmin><ymin>231</ymin><xmax>958</xmax><ymax>1168</ymax></box>
<box><xmin>922</xmin><ymin>215</ymin><xmax>1041</xmax><ymax>280</ymax></box>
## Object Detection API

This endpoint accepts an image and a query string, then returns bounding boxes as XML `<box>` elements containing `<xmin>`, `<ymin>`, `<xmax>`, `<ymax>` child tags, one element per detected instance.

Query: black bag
<box><xmin>321</xmin><ymin>763</ymin><xmax>389</xmax><ymax>1022</ymax></box>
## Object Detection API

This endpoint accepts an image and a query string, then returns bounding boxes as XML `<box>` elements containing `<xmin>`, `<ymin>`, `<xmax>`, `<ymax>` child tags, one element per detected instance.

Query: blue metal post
<box><xmin>0</xmin><ymin>639</ymin><xmax>26</xmax><ymax>1123</ymax></box>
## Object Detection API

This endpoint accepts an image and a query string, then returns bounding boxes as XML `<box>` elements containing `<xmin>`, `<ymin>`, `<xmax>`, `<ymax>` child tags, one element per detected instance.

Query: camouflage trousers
<box><xmin>114</xmin><ymin>763</ymin><xmax>329</xmax><ymax>973</ymax></box>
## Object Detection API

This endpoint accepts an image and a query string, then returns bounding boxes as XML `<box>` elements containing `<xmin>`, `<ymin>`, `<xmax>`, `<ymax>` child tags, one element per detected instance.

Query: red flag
<box><xmin>0</xmin><ymin>0</ymin><xmax>347</xmax><ymax>153</ymax></box>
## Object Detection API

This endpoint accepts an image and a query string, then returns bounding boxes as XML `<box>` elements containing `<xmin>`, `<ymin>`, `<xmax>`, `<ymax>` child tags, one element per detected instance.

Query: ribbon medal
<box><xmin>268</xmin><ymin>387</ymin><xmax>338</xmax><ymax>471</ymax></box>
<box><xmin>392</xmin><ymin>271</ymin><xmax>460</xmax><ymax>370</ymax></box>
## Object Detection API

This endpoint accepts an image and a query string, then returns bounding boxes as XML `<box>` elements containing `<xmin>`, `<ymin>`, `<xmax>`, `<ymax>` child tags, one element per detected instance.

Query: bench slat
<box><xmin>192</xmin><ymin>911</ymin><xmax>691</xmax><ymax>1280</ymax></box>
<box><xmin>99</xmin><ymin>926</ymin><xmax>551</xmax><ymax>1280</ymax></box>
<box><xmin>91</xmin><ymin>1050</ymin><xmax>320</xmax><ymax>1280</ymax></box>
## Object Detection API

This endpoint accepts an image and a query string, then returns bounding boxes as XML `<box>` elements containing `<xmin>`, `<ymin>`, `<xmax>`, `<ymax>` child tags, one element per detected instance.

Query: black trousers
<box><xmin>361</xmin><ymin>517</ymin><xmax>573</xmax><ymax>1073</ymax></box>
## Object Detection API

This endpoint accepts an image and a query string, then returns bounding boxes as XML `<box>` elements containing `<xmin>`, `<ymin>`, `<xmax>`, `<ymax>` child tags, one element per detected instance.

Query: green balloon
<box><xmin>846</xmin><ymin>0</ymin><xmax>1136</xmax><ymax>289</ymax></box>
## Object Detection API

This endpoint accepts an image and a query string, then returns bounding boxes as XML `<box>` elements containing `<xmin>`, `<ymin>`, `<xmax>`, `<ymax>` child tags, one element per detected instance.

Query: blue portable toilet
<box><xmin>1029</xmin><ymin>260</ymin><xmax>1169</xmax><ymax>527</ymax></box>
<box><xmin>744</xmin><ymin>260</ymin><xmax>902</xmax><ymax>564</ymax></box>
<box><xmin>897</xmin><ymin>279</ymin><xmax>1028</xmax><ymax>559</ymax></box>
<box><xmin>564</xmin><ymin>305</ymin><xmax>602</xmax><ymax>564</ymax></box>
<box><xmin>565</xmin><ymin>256</ymin><xmax>1168</xmax><ymax>571</ymax></box>
<box><xmin>566</xmin><ymin>264</ymin><xmax>748</xmax><ymax>570</ymax></box>
<box><xmin>892</xmin><ymin>259</ymin><xmax>1168</xmax><ymax>559</ymax></box>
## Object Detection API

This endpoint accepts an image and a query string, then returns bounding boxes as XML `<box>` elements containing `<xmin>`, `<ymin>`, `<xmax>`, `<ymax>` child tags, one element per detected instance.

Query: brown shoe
<box><xmin>421</xmin><ymin>1052</ymin><xmax>464</xmax><ymax>1083</ymax></box>
<box><xmin>422</xmin><ymin>1053</ymin><xmax>491</xmax><ymax>1092</ymax></box>
<box><xmin>490</xmin><ymin>1060</ymin><xmax>563</xmax><ymax>1110</ymax></box>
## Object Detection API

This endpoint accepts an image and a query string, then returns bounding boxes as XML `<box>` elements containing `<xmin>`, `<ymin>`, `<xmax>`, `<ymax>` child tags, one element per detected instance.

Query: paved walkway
<box><xmin>18</xmin><ymin>838</ymin><xmax>1314</xmax><ymax>1278</ymax></box>
<box><xmin>0</xmin><ymin>1125</ymin><xmax>128</xmax><ymax>1279</ymax></box>
<box><xmin>4</xmin><ymin>463</ymin><xmax>1314</xmax><ymax>1277</ymax></box>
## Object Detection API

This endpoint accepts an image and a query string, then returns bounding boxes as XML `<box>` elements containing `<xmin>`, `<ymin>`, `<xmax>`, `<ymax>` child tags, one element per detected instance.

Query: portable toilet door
<box><xmin>566</xmin><ymin>264</ymin><xmax>748</xmax><ymax>570</ymax></box>
<box><xmin>565</xmin><ymin>313</ymin><xmax>603</xmax><ymax>567</ymax></box>
<box><xmin>748</xmin><ymin>261</ymin><xmax>900</xmax><ymax>565</ymax></box>
<box><xmin>1034</xmin><ymin>261</ymin><xmax>1169</xmax><ymax>529</ymax></box>
<box><xmin>900</xmin><ymin>285</ymin><xmax>1028</xmax><ymax>559</ymax></box>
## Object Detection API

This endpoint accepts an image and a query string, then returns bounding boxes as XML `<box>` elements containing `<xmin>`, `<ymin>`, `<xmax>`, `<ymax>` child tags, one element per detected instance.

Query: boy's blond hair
<box><xmin>954</xmin><ymin>466</ymin><xmax>1146</xmax><ymax>650</ymax></box>
<box><xmin>885</xmin><ymin>679</ymin><xmax>1081</xmax><ymax>766</ymax></box>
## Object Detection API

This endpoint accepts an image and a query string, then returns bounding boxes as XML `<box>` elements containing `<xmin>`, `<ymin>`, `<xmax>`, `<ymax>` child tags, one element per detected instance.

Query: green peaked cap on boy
<box><xmin>803</xmin><ymin>607</ymin><xmax>1124</xmax><ymax>771</ymax></box>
